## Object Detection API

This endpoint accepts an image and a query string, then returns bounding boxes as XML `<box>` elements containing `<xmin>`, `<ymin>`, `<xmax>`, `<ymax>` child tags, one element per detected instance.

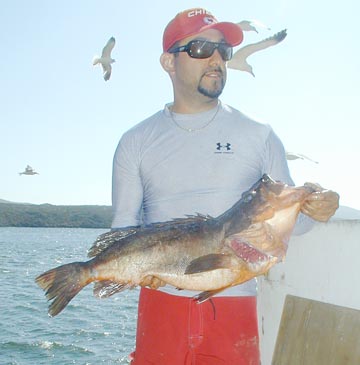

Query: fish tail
<box><xmin>35</xmin><ymin>262</ymin><xmax>92</xmax><ymax>317</ymax></box>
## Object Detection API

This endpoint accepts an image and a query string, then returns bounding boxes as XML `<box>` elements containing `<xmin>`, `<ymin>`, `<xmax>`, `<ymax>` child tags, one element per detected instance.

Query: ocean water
<box><xmin>0</xmin><ymin>227</ymin><xmax>139</xmax><ymax>365</ymax></box>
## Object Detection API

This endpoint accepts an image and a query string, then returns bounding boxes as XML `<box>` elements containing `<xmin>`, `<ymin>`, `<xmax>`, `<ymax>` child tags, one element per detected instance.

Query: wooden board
<box><xmin>272</xmin><ymin>295</ymin><xmax>360</xmax><ymax>365</ymax></box>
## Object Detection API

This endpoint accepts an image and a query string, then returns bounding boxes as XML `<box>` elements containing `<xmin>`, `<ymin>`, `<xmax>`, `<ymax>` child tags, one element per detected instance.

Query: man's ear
<box><xmin>160</xmin><ymin>52</ymin><xmax>175</xmax><ymax>73</ymax></box>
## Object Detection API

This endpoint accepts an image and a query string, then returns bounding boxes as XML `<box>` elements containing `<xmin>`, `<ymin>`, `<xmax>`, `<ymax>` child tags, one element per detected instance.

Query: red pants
<box><xmin>130</xmin><ymin>288</ymin><xmax>260</xmax><ymax>365</ymax></box>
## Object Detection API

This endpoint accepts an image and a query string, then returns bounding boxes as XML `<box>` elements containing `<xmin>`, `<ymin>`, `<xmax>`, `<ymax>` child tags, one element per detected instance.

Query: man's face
<box><xmin>172</xmin><ymin>29</ymin><xmax>228</xmax><ymax>101</ymax></box>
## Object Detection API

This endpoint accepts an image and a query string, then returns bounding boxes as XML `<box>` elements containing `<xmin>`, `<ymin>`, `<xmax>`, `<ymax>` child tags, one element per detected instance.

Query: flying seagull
<box><xmin>286</xmin><ymin>152</ymin><xmax>319</xmax><ymax>164</ymax></box>
<box><xmin>237</xmin><ymin>20</ymin><xmax>270</xmax><ymax>33</ymax></box>
<box><xmin>93</xmin><ymin>37</ymin><xmax>116</xmax><ymax>81</ymax></box>
<box><xmin>227</xmin><ymin>29</ymin><xmax>287</xmax><ymax>76</ymax></box>
<box><xmin>19</xmin><ymin>165</ymin><xmax>39</xmax><ymax>175</ymax></box>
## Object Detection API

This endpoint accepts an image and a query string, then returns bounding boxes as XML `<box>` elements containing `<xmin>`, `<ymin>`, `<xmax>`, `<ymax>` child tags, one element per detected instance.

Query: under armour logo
<box><xmin>216</xmin><ymin>142</ymin><xmax>231</xmax><ymax>151</ymax></box>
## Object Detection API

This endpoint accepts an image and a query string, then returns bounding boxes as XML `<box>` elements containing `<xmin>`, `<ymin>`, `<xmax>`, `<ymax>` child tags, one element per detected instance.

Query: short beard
<box><xmin>198</xmin><ymin>82</ymin><xmax>224</xmax><ymax>98</ymax></box>
<box><xmin>197</xmin><ymin>69</ymin><xmax>225</xmax><ymax>99</ymax></box>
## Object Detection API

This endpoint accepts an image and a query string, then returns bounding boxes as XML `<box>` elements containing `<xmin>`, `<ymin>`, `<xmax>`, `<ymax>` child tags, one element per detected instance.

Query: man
<box><xmin>111</xmin><ymin>8</ymin><xmax>339</xmax><ymax>365</ymax></box>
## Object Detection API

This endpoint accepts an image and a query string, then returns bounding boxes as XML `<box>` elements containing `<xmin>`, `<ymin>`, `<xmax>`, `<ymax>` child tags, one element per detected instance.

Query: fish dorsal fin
<box><xmin>183</xmin><ymin>213</ymin><xmax>213</xmax><ymax>221</ymax></box>
<box><xmin>87</xmin><ymin>227</ymin><xmax>139</xmax><ymax>257</ymax></box>
<box><xmin>150</xmin><ymin>213</ymin><xmax>213</xmax><ymax>229</ymax></box>
<box><xmin>93</xmin><ymin>280</ymin><xmax>132</xmax><ymax>298</ymax></box>
<box><xmin>87</xmin><ymin>214</ymin><xmax>212</xmax><ymax>258</ymax></box>
<box><xmin>185</xmin><ymin>254</ymin><xmax>234</xmax><ymax>274</ymax></box>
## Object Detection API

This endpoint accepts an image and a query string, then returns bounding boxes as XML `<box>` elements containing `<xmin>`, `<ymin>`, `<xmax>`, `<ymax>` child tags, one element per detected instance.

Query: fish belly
<box><xmin>157</xmin><ymin>268</ymin><xmax>242</xmax><ymax>291</ymax></box>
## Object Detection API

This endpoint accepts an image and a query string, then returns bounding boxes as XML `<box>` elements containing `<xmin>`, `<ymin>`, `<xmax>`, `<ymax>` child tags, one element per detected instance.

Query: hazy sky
<box><xmin>1</xmin><ymin>0</ymin><xmax>359</xmax><ymax>209</ymax></box>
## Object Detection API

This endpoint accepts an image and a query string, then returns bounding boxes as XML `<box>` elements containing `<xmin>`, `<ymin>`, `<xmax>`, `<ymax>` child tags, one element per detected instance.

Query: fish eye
<box><xmin>243</xmin><ymin>190</ymin><xmax>256</xmax><ymax>203</ymax></box>
<box><xmin>262</xmin><ymin>174</ymin><xmax>271</xmax><ymax>183</ymax></box>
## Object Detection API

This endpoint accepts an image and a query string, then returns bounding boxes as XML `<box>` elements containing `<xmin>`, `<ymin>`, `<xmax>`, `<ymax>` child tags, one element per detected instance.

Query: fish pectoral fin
<box><xmin>194</xmin><ymin>288</ymin><xmax>226</xmax><ymax>303</ymax></box>
<box><xmin>93</xmin><ymin>280</ymin><xmax>131</xmax><ymax>298</ymax></box>
<box><xmin>185</xmin><ymin>254</ymin><xmax>233</xmax><ymax>275</ymax></box>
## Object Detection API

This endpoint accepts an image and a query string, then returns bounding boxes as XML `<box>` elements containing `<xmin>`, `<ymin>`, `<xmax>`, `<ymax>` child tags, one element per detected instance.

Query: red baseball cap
<box><xmin>163</xmin><ymin>8</ymin><xmax>244</xmax><ymax>52</ymax></box>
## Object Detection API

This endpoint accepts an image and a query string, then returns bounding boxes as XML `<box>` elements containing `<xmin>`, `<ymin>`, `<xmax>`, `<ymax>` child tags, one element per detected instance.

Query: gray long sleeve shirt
<box><xmin>111</xmin><ymin>101</ymin><xmax>312</xmax><ymax>297</ymax></box>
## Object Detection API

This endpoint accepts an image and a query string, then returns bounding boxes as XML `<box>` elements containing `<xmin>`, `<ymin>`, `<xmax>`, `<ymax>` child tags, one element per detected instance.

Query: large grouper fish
<box><xmin>36</xmin><ymin>174</ymin><xmax>336</xmax><ymax>316</ymax></box>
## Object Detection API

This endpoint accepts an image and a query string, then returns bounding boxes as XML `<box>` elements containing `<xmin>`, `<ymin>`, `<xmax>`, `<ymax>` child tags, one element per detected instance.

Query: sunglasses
<box><xmin>169</xmin><ymin>40</ymin><xmax>233</xmax><ymax>61</ymax></box>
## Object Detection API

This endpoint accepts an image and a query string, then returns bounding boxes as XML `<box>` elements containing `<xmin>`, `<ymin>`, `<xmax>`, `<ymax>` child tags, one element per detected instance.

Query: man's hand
<box><xmin>301</xmin><ymin>182</ymin><xmax>340</xmax><ymax>222</ymax></box>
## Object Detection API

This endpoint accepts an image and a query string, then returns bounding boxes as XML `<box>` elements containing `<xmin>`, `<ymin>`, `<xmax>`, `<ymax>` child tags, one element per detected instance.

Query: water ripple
<box><xmin>0</xmin><ymin>227</ymin><xmax>136</xmax><ymax>365</ymax></box>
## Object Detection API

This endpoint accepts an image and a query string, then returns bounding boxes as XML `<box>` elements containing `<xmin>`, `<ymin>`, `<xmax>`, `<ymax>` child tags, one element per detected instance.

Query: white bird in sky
<box><xmin>286</xmin><ymin>152</ymin><xmax>319</xmax><ymax>164</ymax></box>
<box><xmin>237</xmin><ymin>20</ymin><xmax>270</xmax><ymax>33</ymax></box>
<box><xmin>19</xmin><ymin>165</ymin><xmax>39</xmax><ymax>175</ymax></box>
<box><xmin>93</xmin><ymin>37</ymin><xmax>116</xmax><ymax>81</ymax></box>
<box><xmin>227</xmin><ymin>29</ymin><xmax>287</xmax><ymax>76</ymax></box>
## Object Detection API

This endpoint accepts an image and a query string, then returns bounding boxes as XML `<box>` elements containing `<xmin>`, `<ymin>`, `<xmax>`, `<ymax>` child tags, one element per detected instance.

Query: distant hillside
<box><xmin>0</xmin><ymin>199</ymin><xmax>16</xmax><ymax>204</ymax></box>
<box><xmin>1</xmin><ymin>199</ymin><xmax>358</xmax><ymax>229</ymax></box>
<box><xmin>0</xmin><ymin>202</ymin><xmax>112</xmax><ymax>228</ymax></box>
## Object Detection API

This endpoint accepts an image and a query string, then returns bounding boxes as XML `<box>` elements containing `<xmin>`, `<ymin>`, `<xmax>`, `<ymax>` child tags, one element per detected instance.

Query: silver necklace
<box><xmin>170</xmin><ymin>103</ymin><xmax>220</xmax><ymax>132</ymax></box>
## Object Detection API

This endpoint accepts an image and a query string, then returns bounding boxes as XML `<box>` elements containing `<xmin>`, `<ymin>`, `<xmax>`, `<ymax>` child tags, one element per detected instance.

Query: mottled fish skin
<box><xmin>36</xmin><ymin>174</ymin><xmax>321</xmax><ymax>316</ymax></box>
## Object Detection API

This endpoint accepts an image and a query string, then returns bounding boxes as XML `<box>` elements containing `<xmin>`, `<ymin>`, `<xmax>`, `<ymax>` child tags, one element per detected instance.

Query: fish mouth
<box><xmin>229</xmin><ymin>238</ymin><xmax>272</xmax><ymax>264</ymax></box>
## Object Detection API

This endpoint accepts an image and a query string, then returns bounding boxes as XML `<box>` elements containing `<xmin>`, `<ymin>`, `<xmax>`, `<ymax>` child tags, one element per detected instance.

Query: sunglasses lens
<box><xmin>189</xmin><ymin>41</ymin><xmax>213</xmax><ymax>59</ymax></box>
<box><xmin>218</xmin><ymin>44</ymin><xmax>233</xmax><ymax>61</ymax></box>
<box><xmin>188</xmin><ymin>41</ymin><xmax>232</xmax><ymax>61</ymax></box>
